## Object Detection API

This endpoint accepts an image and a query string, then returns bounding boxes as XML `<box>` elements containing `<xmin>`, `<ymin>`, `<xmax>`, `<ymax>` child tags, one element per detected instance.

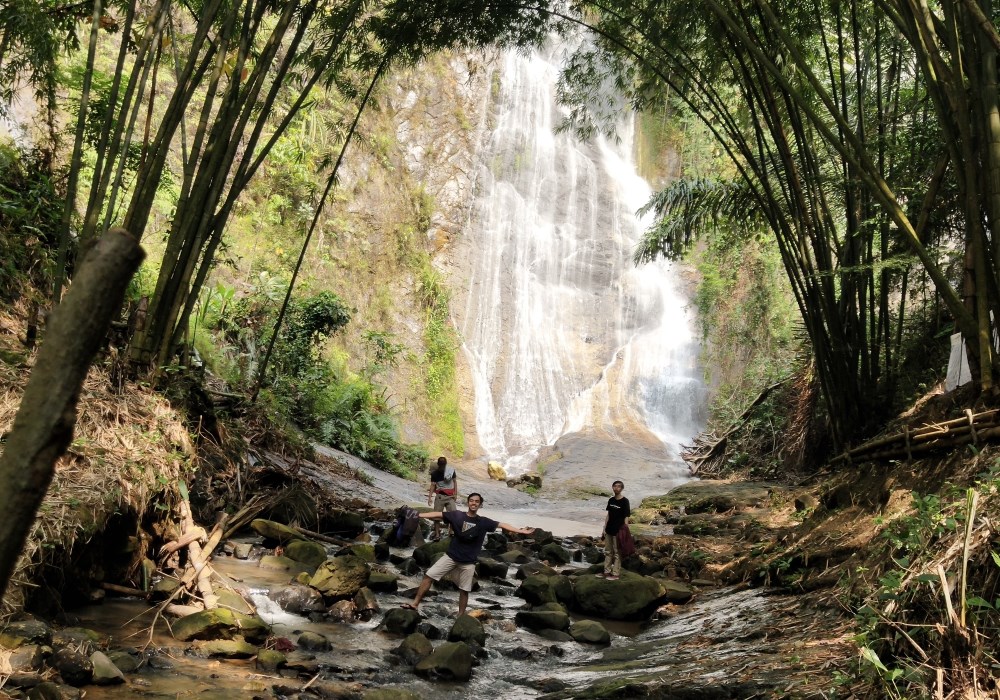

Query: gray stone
<box><xmin>6</xmin><ymin>644</ymin><xmax>42</xmax><ymax>672</ymax></box>
<box><xmin>89</xmin><ymin>651</ymin><xmax>125</xmax><ymax>685</ymax></box>
<box><xmin>572</xmin><ymin>571</ymin><xmax>666</xmax><ymax>620</ymax></box>
<box><xmin>533</xmin><ymin>628</ymin><xmax>574</xmax><ymax>642</ymax></box>
<box><xmin>539</xmin><ymin>543</ymin><xmax>571</xmax><ymax>565</ymax></box>
<box><xmin>106</xmin><ymin>651</ymin><xmax>140</xmax><ymax>673</ymax></box>
<box><xmin>232</xmin><ymin>542</ymin><xmax>253</xmax><ymax>559</ymax></box>
<box><xmin>28</xmin><ymin>682</ymin><xmax>82</xmax><ymax>700</ymax></box>
<box><xmin>327</xmin><ymin>599</ymin><xmax>357</xmax><ymax>622</ymax></box>
<box><xmin>517</xmin><ymin>575</ymin><xmax>557</xmax><ymax>605</ymax></box>
<box><xmin>367</xmin><ymin>571</ymin><xmax>399</xmax><ymax>592</ymax></box>
<box><xmin>475</xmin><ymin>557</ymin><xmax>509</xmax><ymax>579</ymax></box>
<box><xmin>516</xmin><ymin>561</ymin><xmax>557</xmax><ymax>579</ymax></box>
<box><xmin>662</xmin><ymin>579</ymin><xmax>695</xmax><ymax>603</ymax></box>
<box><xmin>1</xmin><ymin>620</ymin><xmax>51</xmax><ymax>648</ymax></box>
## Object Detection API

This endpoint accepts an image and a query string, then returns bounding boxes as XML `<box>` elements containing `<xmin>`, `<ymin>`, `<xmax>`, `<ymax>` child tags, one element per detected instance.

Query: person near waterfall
<box><xmin>427</xmin><ymin>456</ymin><xmax>459</xmax><ymax>540</ymax></box>
<box><xmin>599</xmin><ymin>480</ymin><xmax>630</xmax><ymax>580</ymax></box>
<box><xmin>402</xmin><ymin>493</ymin><xmax>534</xmax><ymax>616</ymax></box>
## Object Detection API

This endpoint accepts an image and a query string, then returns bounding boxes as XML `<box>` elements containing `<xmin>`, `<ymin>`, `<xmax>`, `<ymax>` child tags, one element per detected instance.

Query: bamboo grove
<box><xmin>552</xmin><ymin>0</ymin><xmax>1000</xmax><ymax>448</ymax></box>
<box><xmin>0</xmin><ymin>0</ymin><xmax>551</xmax><ymax>378</ymax></box>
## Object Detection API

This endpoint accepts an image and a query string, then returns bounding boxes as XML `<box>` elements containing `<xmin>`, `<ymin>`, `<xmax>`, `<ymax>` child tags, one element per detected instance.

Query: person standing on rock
<box><xmin>599</xmin><ymin>480</ymin><xmax>630</xmax><ymax>580</ymax></box>
<box><xmin>427</xmin><ymin>456</ymin><xmax>458</xmax><ymax>541</ymax></box>
<box><xmin>403</xmin><ymin>492</ymin><xmax>534</xmax><ymax>615</ymax></box>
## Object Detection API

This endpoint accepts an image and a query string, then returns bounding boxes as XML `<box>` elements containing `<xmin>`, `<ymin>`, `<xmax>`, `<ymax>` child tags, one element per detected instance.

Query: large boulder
<box><xmin>1</xmin><ymin>619</ymin><xmax>52</xmax><ymax>648</ymax></box>
<box><xmin>309</xmin><ymin>555</ymin><xmax>370</xmax><ymax>599</ymax></box>
<box><xmin>339</xmin><ymin>543</ymin><xmax>375</xmax><ymax>561</ymax></box>
<box><xmin>517</xmin><ymin>575</ymin><xmax>557</xmax><ymax>605</ymax></box>
<box><xmin>572</xmin><ymin>571</ymin><xmax>666</xmax><ymax>620</ymax></box>
<box><xmin>193</xmin><ymin>639</ymin><xmax>257</xmax><ymax>658</ymax></box>
<box><xmin>170</xmin><ymin>608</ymin><xmax>269</xmax><ymax>643</ymax></box>
<box><xmin>414</xmin><ymin>642</ymin><xmax>473</xmax><ymax>681</ymax></box>
<box><xmin>48</xmin><ymin>649</ymin><xmax>92</xmax><ymax>687</ymax></box>
<box><xmin>539</xmin><ymin>543</ymin><xmax>571</xmax><ymax>565</ymax></box>
<box><xmin>367</xmin><ymin>572</ymin><xmax>399</xmax><ymax>593</ymax></box>
<box><xmin>258</xmin><ymin>555</ymin><xmax>312</xmax><ymax>575</ymax></box>
<box><xmin>515</xmin><ymin>606</ymin><xmax>570</xmax><ymax>632</ymax></box>
<box><xmin>448</xmin><ymin>614</ymin><xmax>486</xmax><ymax>646</ymax></box>
<box><xmin>476</xmin><ymin>557</ymin><xmax>509</xmax><ymax>580</ymax></box>
<box><xmin>250</xmin><ymin>519</ymin><xmax>304</xmax><ymax>544</ymax></box>
<box><xmin>284</xmin><ymin>540</ymin><xmax>328</xmax><ymax>568</ymax></box>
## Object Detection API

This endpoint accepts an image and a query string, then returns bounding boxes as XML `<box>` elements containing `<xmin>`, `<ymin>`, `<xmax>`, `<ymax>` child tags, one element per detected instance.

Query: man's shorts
<box><xmin>425</xmin><ymin>553</ymin><xmax>475</xmax><ymax>592</ymax></box>
<box><xmin>433</xmin><ymin>494</ymin><xmax>457</xmax><ymax>511</ymax></box>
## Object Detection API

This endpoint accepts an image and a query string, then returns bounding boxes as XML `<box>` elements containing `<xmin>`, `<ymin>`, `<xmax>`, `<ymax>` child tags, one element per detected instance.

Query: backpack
<box><xmin>394</xmin><ymin>506</ymin><xmax>420</xmax><ymax>543</ymax></box>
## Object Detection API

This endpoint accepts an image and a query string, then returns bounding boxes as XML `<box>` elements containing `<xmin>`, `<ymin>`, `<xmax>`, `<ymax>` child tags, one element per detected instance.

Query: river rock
<box><xmin>354</xmin><ymin>587</ymin><xmax>380</xmax><ymax>618</ymax></box>
<box><xmin>270</xmin><ymin>583</ymin><xmax>325</xmax><ymax>614</ymax></box>
<box><xmin>533</xmin><ymin>628</ymin><xmax>574</xmax><ymax>642</ymax></box>
<box><xmin>448</xmin><ymin>614</ymin><xmax>486</xmax><ymax>646</ymax></box>
<box><xmin>250</xmin><ymin>519</ymin><xmax>305</xmax><ymax>544</ymax></box>
<box><xmin>297</xmin><ymin>631</ymin><xmax>331</xmax><ymax>651</ymax></box>
<box><xmin>539</xmin><ymin>543</ymin><xmax>571</xmax><ymax>564</ymax></box>
<box><xmin>309</xmin><ymin>555</ymin><xmax>370</xmax><ymax>599</ymax></box>
<box><xmin>258</xmin><ymin>555</ymin><xmax>312</xmax><ymax>575</ymax></box>
<box><xmin>363</xmin><ymin>689</ymin><xmax>423</xmax><ymax>700</ymax></box>
<box><xmin>327</xmin><ymin>599</ymin><xmax>357</xmax><ymax>622</ymax></box>
<box><xmin>484</xmin><ymin>532</ymin><xmax>508</xmax><ymax>553</ymax></box>
<box><xmin>380</xmin><ymin>608</ymin><xmax>421</xmax><ymax>635</ymax></box>
<box><xmin>416</xmin><ymin>621</ymin><xmax>443</xmax><ymax>640</ymax></box>
<box><xmin>498</xmin><ymin>550</ymin><xmax>530</xmax><ymax>565</ymax></box>
<box><xmin>232</xmin><ymin>542</ymin><xmax>253</xmax><ymax>559</ymax></box>
<box><xmin>476</xmin><ymin>557</ymin><xmax>509</xmax><ymax>579</ymax></box>
<box><xmin>89</xmin><ymin>651</ymin><xmax>125</xmax><ymax>684</ymax></box>
<box><xmin>414</xmin><ymin>641</ymin><xmax>473</xmax><ymax>681</ymax></box>
<box><xmin>516</xmin><ymin>561</ymin><xmax>557</xmax><ymax>579</ymax></box>
<box><xmin>572</xmin><ymin>571</ymin><xmax>666</xmax><ymax>620</ymax></box>
<box><xmin>662</xmin><ymin>579</ymin><xmax>695</xmax><ymax>603</ymax></box>
<box><xmin>6</xmin><ymin>644</ymin><xmax>42</xmax><ymax>672</ymax></box>
<box><xmin>27</xmin><ymin>682</ymin><xmax>82</xmax><ymax>700</ymax></box>
<box><xmin>1</xmin><ymin>619</ymin><xmax>52</xmax><ymax>648</ymax></box>
<box><xmin>48</xmin><ymin>648</ymin><xmax>92</xmax><ymax>686</ymax></box>
<box><xmin>487</xmin><ymin>461</ymin><xmax>507</xmax><ymax>480</ymax></box>
<box><xmin>517</xmin><ymin>575</ymin><xmax>557</xmax><ymax>605</ymax></box>
<box><xmin>339</xmin><ymin>543</ymin><xmax>375</xmax><ymax>561</ymax></box>
<box><xmin>568</xmin><ymin>620</ymin><xmax>611</xmax><ymax>645</ymax></box>
<box><xmin>149</xmin><ymin>577</ymin><xmax>181</xmax><ymax>602</ymax></box>
<box><xmin>367</xmin><ymin>571</ymin><xmax>398</xmax><ymax>592</ymax></box>
<box><xmin>194</xmin><ymin>639</ymin><xmax>257</xmax><ymax>658</ymax></box>
<box><xmin>106</xmin><ymin>651</ymin><xmax>140</xmax><ymax>673</ymax></box>
<box><xmin>515</xmin><ymin>607</ymin><xmax>569</xmax><ymax>631</ymax></box>
<box><xmin>374</xmin><ymin>541</ymin><xmax>391</xmax><ymax>562</ymax></box>
<box><xmin>254</xmin><ymin>649</ymin><xmax>284</xmax><ymax>672</ymax></box>
<box><xmin>399</xmin><ymin>558</ymin><xmax>422</xmax><ymax>576</ymax></box>
<box><xmin>321</xmin><ymin>509</ymin><xmax>365</xmax><ymax>537</ymax></box>
<box><xmin>171</xmin><ymin>608</ymin><xmax>269</xmax><ymax>643</ymax></box>
<box><xmin>216</xmin><ymin>589</ymin><xmax>254</xmax><ymax>615</ymax></box>
<box><xmin>284</xmin><ymin>540</ymin><xmax>328</xmax><ymax>568</ymax></box>
<box><xmin>413</xmin><ymin>539</ymin><xmax>450</xmax><ymax>567</ymax></box>
<box><xmin>391</xmin><ymin>632</ymin><xmax>433</xmax><ymax>665</ymax></box>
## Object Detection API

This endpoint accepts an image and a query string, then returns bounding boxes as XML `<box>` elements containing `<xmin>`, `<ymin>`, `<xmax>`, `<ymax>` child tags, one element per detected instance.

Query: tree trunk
<box><xmin>0</xmin><ymin>229</ymin><xmax>144</xmax><ymax>601</ymax></box>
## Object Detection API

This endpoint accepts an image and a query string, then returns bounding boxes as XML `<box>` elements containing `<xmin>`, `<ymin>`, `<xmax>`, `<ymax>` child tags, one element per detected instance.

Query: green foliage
<box><xmin>0</xmin><ymin>143</ymin><xmax>59</xmax><ymax>301</ymax></box>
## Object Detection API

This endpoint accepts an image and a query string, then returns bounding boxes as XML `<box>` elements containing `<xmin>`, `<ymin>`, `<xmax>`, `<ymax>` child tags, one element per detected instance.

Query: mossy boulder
<box><xmin>476</xmin><ymin>557</ymin><xmax>509</xmax><ymax>579</ymax></box>
<box><xmin>366</xmin><ymin>571</ymin><xmax>399</xmax><ymax>593</ymax></box>
<box><xmin>568</xmin><ymin>620</ymin><xmax>611</xmax><ymax>645</ymax></box>
<box><xmin>414</xmin><ymin>641</ymin><xmax>473</xmax><ymax>681</ymax></box>
<box><xmin>339</xmin><ymin>543</ymin><xmax>375</xmax><ymax>562</ymax></box>
<box><xmin>517</xmin><ymin>575</ymin><xmax>557</xmax><ymax>605</ymax></box>
<box><xmin>514</xmin><ymin>608</ymin><xmax>570</xmax><ymax>631</ymax></box>
<box><xmin>171</xmin><ymin>608</ymin><xmax>269</xmax><ymax>643</ymax></box>
<box><xmin>322</xmin><ymin>509</ymin><xmax>365</xmax><ymax>537</ymax></box>
<box><xmin>284</xmin><ymin>540</ymin><xmax>328</xmax><ymax>568</ymax></box>
<box><xmin>380</xmin><ymin>608</ymin><xmax>421</xmax><ymax>635</ymax></box>
<box><xmin>572</xmin><ymin>571</ymin><xmax>666</xmax><ymax>620</ymax></box>
<box><xmin>258</xmin><ymin>555</ymin><xmax>312</xmax><ymax>575</ymax></box>
<box><xmin>309</xmin><ymin>555</ymin><xmax>370</xmax><ymax>599</ymax></box>
<box><xmin>0</xmin><ymin>619</ymin><xmax>52</xmax><ymax>648</ymax></box>
<box><xmin>448</xmin><ymin>614</ymin><xmax>486</xmax><ymax>646</ymax></box>
<box><xmin>413</xmin><ymin>539</ymin><xmax>450</xmax><ymax>567</ymax></box>
<box><xmin>256</xmin><ymin>649</ymin><xmax>286</xmax><ymax>672</ymax></box>
<box><xmin>194</xmin><ymin>639</ymin><xmax>258</xmax><ymax>658</ymax></box>
<box><xmin>539</xmin><ymin>542</ymin><xmax>571</xmax><ymax>564</ymax></box>
<box><xmin>391</xmin><ymin>633</ymin><xmax>433</xmax><ymax>665</ymax></box>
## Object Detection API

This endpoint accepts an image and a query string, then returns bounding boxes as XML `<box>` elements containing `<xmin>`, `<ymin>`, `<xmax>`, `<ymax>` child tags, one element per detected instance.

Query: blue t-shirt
<box><xmin>443</xmin><ymin>511</ymin><xmax>499</xmax><ymax>563</ymax></box>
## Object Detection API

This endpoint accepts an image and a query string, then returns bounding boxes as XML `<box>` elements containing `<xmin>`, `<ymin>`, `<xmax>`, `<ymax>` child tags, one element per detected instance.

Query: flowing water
<box><xmin>451</xmin><ymin>41</ymin><xmax>706</xmax><ymax>500</ymax></box>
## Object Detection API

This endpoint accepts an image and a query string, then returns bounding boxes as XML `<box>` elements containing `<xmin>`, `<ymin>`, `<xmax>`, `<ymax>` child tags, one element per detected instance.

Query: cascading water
<box><xmin>452</xmin><ymin>42</ymin><xmax>707</xmax><ymax>489</ymax></box>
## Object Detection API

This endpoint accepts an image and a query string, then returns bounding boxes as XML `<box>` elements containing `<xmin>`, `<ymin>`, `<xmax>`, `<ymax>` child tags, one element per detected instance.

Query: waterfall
<box><xmin>452</xmin><ymin>43</ymin><xmax>706</xmax><ymax>479</ymax></box>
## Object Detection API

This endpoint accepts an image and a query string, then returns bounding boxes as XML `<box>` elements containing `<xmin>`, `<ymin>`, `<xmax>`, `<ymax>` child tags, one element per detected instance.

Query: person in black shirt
<box><xmin>402</xmin><ymin>493</ymin><xmax>534</xmax><ymax>615</ymax></box>
<box><xmin>599</xmin><ymin>480</ymin><xmax>630</xmax><ymax>579</ymax></box>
